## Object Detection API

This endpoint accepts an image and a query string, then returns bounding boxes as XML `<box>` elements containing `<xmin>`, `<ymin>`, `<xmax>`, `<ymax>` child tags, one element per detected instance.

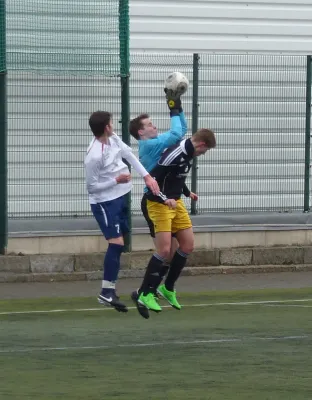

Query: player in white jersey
<box><xmin>84</xmin><ymin>111</ymin><xmax>159</xmax><ymax>312</ymax></box>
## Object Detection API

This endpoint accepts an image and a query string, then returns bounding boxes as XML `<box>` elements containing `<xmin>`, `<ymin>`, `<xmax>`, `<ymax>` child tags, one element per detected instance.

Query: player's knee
<box><xmin>155</xmin><ymin>232</ymin><xmax>173</xmax><ymax>260</ymax></box>
<box><xmin>157</xmin><ymin>245</ymin><xmax>171</xmax><ymax>260</ymax></box>
<box><xmin>179</xmin><ymin>242</ymin><xmax>194</xmax><ymax>254</ymax></box>
<box><xmin>179</xmin><ymin>235</ymin><xmax>195</xmax><ymax>254</ymax></box>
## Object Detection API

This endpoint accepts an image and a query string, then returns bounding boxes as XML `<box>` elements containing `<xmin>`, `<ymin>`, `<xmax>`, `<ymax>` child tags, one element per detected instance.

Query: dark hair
<box><xmin>89</xmin><ymin>111</ymin><xmax>112</xmax><ymax>137</ymax></box>
<box><xmin>193</xmin><ymin>128</ymin><xmax>216</xmax><ymax>149</ymax></box>
<box><xmin>129</xmin><ymin>113</ymin><xmax>149</xmax><ymax>140</ymax></box>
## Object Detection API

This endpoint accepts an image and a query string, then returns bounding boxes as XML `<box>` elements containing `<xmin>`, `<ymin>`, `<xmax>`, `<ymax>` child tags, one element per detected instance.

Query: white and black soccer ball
<box><xmin>164</xmin><ymin>72</ymin><xmax>189</xmax><ymax>95</ymax></box>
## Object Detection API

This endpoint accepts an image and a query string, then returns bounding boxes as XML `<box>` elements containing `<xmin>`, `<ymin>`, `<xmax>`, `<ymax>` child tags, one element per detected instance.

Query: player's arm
<box><xmin>148</xmin><ymin>166</ymin><xmax>179</xmax><ymax>209</ymax></box>
<box><xmin>145</xmin><ymin>164</ymin><xmax>169</xmax><ymax>204</ymax></box>
<box><xmin>179</xmin><ymin>110</ymin><xmax>188</xmax><ymax>136</ymax></box>
<box><xmin>182</xmin><ymin>183</ymin><xmax>198</xmax><ymax>200</ymax></box>
<box><xmin>182</xmin><ymin>183</ymin><xmax>191</xmax><ymax>197</ymax></box>
<box><xmin>143</xmin><ymin>114</ymin><xmax>183</xmax><ymax>155</ymax></box>
<box><xmin>146</xmin><ymin>148</ymin><xmax>181</xmax><ymax>204</ymax></box>
<box><xmin>114</xmin><ymin>134</ymin><xmax>160</xmax><ymax>195</ymax></box>
<box><xmin>153</xmin><ymin>91</ymin><xmax>188</xmax><ymax>150</ymax></box>
<box><xmin>140</xmin><ymin>93</ymin><xmax>186</xmax><ymax>159</ymax></box>
<box><xmin>85</xmin><ymin>158</ymin><xmax>119</xmax><ymax>194</ymax></box>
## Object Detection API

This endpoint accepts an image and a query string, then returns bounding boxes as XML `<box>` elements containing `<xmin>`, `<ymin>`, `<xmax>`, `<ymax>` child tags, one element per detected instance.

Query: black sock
<box><xmin>165</xmin><ymin>249</ymin><xmax>189</xmax><ymax>291</ymax></box>
<box><xmin>139</xmin><ymin>254</ymin><xmax>165</xmax><ymax>295</ymax></box>
<box><xmin>155</xmin><ymin>262</ymin><xmax>170</xmax><ymax>289</ymax></box>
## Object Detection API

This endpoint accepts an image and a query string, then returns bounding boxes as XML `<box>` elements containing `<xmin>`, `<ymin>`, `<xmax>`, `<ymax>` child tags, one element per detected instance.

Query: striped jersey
<box><xmin>145</xmin><ymin>139</ymin><xmax>194</xmax><ymax>203</ymax></box>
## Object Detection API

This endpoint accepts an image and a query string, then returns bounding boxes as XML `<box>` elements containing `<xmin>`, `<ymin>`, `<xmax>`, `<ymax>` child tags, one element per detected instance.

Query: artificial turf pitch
<box><xmin>1</xmin><ymin>288</ymin><xmax>312</xmax><ymax>400</ymax></box>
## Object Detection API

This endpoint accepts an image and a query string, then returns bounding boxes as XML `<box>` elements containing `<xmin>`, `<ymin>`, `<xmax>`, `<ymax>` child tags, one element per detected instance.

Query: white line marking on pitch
<box><xmin>0</xmin><ymin>335</ymin><xmax>308</xmax><ymax>354</ymax></box>
<box><xmin>0</xmin><ymin>298</ymin><xmax>312</xmax><ymax>316</ymax></box>
<box><xmin>265</xmin><ymin>304</ymin><xmax>312</xmax><ymax>308</ymax></box>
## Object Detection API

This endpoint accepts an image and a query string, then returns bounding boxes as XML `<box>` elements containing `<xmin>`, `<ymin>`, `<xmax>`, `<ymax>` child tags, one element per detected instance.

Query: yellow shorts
<box><xmin>146</xmin><ymin>199</ymin><xmax>192</xmax><ymax>234</ymax></box>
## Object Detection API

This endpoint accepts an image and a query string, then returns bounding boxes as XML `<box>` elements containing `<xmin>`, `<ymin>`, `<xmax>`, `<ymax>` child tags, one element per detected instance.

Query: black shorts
<box><xmin>141</xmin><ymin>194</ymin><xmax>176</xmax><ymax>239</ymax></box>
<box><xmin>141</xmin><ymin>193</ymin><xmax>156</xmax><ymax>238</ymax></box>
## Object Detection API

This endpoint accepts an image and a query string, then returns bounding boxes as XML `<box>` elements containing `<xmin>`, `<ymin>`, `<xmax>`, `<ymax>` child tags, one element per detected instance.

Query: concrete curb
<box><xmin>1</xmin><ymin>246</ymin><xmax>312</xmax><ymax>283</ymax></box>
<box><xmin>0</xmin><ymin>264</ymin><xmax>311</xmax><ymax>283</ymax></box>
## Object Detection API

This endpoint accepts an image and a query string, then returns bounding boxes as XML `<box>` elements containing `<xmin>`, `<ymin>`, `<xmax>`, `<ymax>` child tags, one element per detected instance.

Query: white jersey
<box><xmin>84</xmin><ymin>133</ymin><xmax>148</xmax><ymax>204</ymax></box>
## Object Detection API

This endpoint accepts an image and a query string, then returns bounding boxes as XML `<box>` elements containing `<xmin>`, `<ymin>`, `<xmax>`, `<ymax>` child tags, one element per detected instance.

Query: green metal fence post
<box><xmin>191</xmin><ymin>53</ymin><xmax>200</xmax><ymax>215</ymax></box>
<box><xmin>119</xmin><ymin>0</ymin><xmax>131</xmax><ymax>251</ymax></box>
<box><xmin>304</xmin><ymin>55</ymin><xmax>312</xmax><ymax>213</ymax></box>
<box><xmin>0</xmin><ymin>0</ymin><xmax>7</xmax><ymax>254</ymax></box>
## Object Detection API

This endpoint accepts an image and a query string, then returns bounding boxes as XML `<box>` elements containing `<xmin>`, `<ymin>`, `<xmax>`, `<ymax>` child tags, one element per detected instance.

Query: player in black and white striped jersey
<box><xmin>133</xmin><ymin>128</ymin><xmax>216</xmax><ymax>318</ymax></box>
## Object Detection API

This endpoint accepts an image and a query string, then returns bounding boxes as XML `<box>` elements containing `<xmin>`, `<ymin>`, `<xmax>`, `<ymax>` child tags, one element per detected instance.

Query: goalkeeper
<box><xmin>129</xmin><ymin>90</ymin><xmax>197</xmax><ymax>316</ymax></box>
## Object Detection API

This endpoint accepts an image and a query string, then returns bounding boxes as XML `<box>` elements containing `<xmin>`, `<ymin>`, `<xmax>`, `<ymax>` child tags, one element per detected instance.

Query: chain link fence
<box><xmin>197</xmin><ymin>54</ymin><xmax>307</xmax><ymax>213</ymax></box>
<box><xmin>4</xmin><ymin>46</ymin><xmax>311</xmax><ymax>218</ymax></box>
<box><xmin>4</xmin><ymin>0</ymin><xmax>129</xmax><ymax>219</ymax></box>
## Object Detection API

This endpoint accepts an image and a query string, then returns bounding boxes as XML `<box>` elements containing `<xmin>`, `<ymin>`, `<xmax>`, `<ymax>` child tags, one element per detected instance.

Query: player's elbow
<box><xmin>87</xmin><ymin>183</ymin><xmax>97</xmax><ymax>194</ymax></box>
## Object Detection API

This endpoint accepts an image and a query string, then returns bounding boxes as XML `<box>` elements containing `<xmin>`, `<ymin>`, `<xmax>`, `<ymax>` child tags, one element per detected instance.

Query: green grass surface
<box><xmin>1</xmin><ymin>287</ymin><xmax>312</xmax><ymax>313</ymax></box>
<box><xmin>1</xmin><ymin>288</ymin><xmax>312</xmax><ymax>399</ymax></box>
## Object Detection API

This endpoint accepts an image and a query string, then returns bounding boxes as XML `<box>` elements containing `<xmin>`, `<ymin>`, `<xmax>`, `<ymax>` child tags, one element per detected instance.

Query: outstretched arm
<box><xmin>114</xmin><ymin>134</ymin><xmax>160</xmax><ymax>195</ymax></box>
<box><xmin>142</xmin><ymin>93</ymin><xmax>187</xmax><ymax>156</ymax></box>
<box><xmin>143</xmin><ymin>114</ymin><xmax>183</xmax><ymax>155</ymax></box>
<box><xmin>179</xmin><ymin>110</ymin><xmax>188</xmax><ymax>136</ymax></box>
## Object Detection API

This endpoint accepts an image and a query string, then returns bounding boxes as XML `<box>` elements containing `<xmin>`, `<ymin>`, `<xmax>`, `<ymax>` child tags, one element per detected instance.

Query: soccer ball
<box><xmin>164</xmin><ymin>72</ymin><xmax>189</xmax><ymax>96</ymax></box>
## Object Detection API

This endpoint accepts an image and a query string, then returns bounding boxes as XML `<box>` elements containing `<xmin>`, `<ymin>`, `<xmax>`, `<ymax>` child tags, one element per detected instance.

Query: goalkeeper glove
<box><xmin>164</xmin><ymin>88</ymin><xmax>182</xmax><ymax>116</ymax></box>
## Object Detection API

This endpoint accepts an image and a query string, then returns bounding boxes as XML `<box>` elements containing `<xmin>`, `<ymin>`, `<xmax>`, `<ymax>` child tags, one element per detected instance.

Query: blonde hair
<box><xmin>192</xmin><ymin>128</ymin><xmax>216</xmax><ymax>148</ymax></box>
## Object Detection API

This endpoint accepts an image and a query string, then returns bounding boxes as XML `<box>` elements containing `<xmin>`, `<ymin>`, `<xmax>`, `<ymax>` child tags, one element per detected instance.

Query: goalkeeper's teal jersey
<box><xmin>138</xmin><ymin>112</ymin><xmax>187</xmax><ymax>175</ymax></box>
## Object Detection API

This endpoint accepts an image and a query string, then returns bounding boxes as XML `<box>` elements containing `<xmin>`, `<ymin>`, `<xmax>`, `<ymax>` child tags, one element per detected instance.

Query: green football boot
<box><xmin>157</xmin><ymin>284</ymin><xmax>181</xmax><ymax>310</ymax></box>
<box><xmin>138</xmin><ymin>292</ymin><xmax>162</xmax><ymax>313</ymax></box>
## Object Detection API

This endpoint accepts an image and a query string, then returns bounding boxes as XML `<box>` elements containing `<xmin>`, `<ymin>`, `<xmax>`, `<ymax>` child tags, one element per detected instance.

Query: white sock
<box><xmin>102</xmin><ymin>280</ymin><xmax>116</xmax><ymax>289</ymax></box>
